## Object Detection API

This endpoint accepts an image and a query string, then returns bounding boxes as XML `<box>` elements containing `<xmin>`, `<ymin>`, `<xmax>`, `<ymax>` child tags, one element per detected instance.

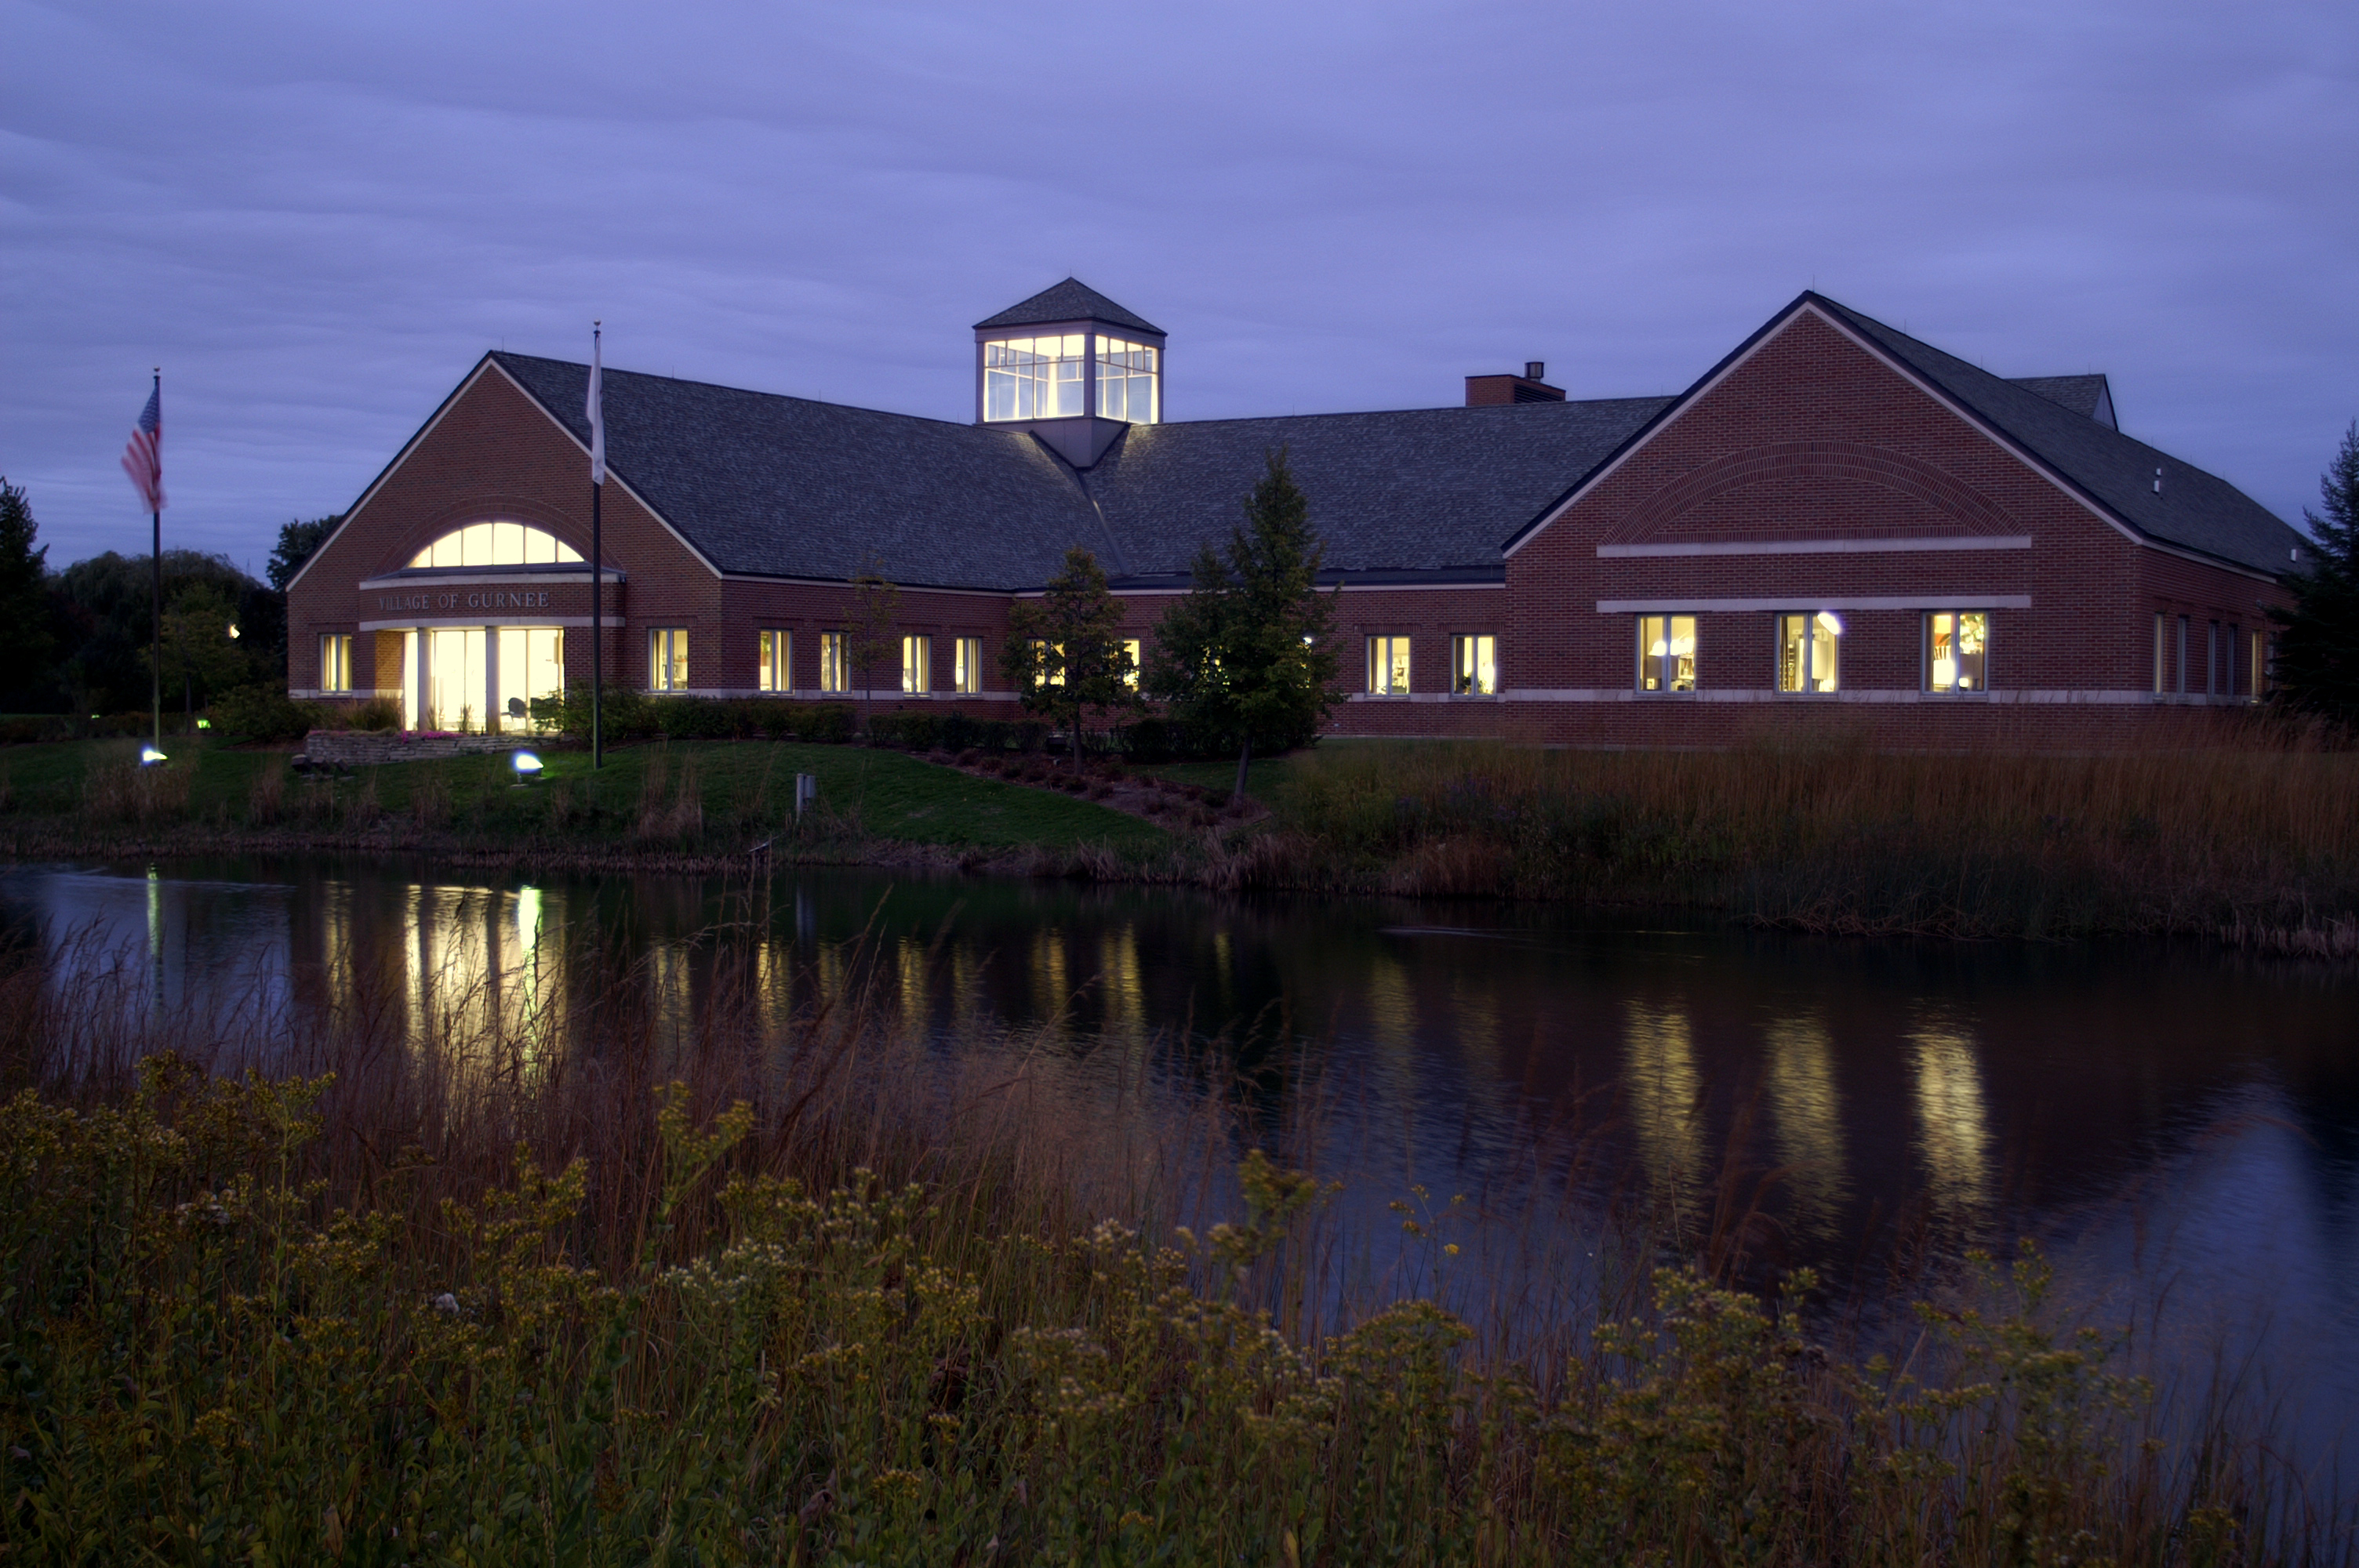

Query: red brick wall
<box><xmin>292</xmin><ymin>323</ymin><xmax>2291</xmax><ymax>752</ymax></box>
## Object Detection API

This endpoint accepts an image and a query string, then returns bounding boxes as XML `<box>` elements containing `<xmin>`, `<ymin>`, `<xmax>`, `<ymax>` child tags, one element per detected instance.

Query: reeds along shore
<box><xmin>0</xmin><ymin>931</ymin><xmax>2340</xmax><ymax>1566</ymax></box>
<box><xmin>1231</xmin><ymin>727</ymin><xmax>2359</xmax><ymax>941</ymax></box>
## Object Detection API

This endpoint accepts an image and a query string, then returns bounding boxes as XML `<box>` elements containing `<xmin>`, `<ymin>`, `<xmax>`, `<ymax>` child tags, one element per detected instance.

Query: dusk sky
<box><xmin>4</xmin><ymin>0</ymin><xmax>2354</xmax><ymax>573</ymax></box>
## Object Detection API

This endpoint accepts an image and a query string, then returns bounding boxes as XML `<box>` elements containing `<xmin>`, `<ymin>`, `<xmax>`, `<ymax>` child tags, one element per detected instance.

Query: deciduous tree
<box><xmin>266</xmin><ymin>514</ymin><xmax>343</xmax><ymax>593</ymax></box>
<box><xmin>848</xmin><ymin>564</ymin><xmax>901</xmax><ymax>740</ymax></box>
<box><xmin>1001</xmin><ymin>546</ymin><xmax>1138</xmax><ymax>771</ymax></box>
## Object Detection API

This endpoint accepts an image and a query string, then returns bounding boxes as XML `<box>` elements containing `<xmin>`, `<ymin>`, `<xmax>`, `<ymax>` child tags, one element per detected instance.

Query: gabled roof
<box><xmin>1812</xmin><ymin>296</ymin><xmax>2303</xmax><ymax>575</ymax></box>
<box><xmin>1084</xmin><ymin>399</ymin><xmax>1670</xmax><ymax>581</ymax></box>
<box><xmin>974</xmin><ymin>278</ymin><xmax>1164</xmax><ymax>336</ymax></box>
<box><xmin>2008</xmin><ymin>373</ymin><xmax>2116</xmax><ymax>428</ymax></box>
<box><xmin>493</xmin><ymin>354</ymin><xmax>1102</xmax><ymax>591</ymax></box>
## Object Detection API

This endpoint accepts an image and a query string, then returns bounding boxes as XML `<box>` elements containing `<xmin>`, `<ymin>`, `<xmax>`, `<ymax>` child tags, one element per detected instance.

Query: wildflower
<box><xmin>432</xmin><ymin>1292</ymin><xmax>460</xmax><ymax>1316</ymax></box>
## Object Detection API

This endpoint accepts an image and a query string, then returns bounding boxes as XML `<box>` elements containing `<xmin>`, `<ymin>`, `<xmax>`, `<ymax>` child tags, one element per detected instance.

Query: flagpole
<box><xmin>149</xmin><ymin>368</ymin><xmax>162</xmax><ymax>758</ymax></box>
<box><xmin>590</xmin><ymin>322</ymin><xmax>603</xmax><ymax>771</ymax></box>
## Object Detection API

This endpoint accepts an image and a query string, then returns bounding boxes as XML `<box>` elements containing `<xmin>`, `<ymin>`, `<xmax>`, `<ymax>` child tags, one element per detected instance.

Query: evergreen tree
<box><xmin>1144</xmin><ymin>449</ymin><xmax>1339</xmax><ymax>800</ymax></box>
<box><xmin>2269</xmin><ymin>421</ymin><xmax>2359</xmax><ymax>728</ymax></box>
<box><xmin>1001</xmin><ymin>546</ymin><xmax>1138</xmax><ymax>771</ymax></box>
<box><xmin>0</xmin><ymin>478</ymin><xmax>54</xmax><ymax>695</ymax></box>
<box><xmin>266</xmin><ymin>514</ymin><xmax>342</xmax><ymax>593</ymax></box>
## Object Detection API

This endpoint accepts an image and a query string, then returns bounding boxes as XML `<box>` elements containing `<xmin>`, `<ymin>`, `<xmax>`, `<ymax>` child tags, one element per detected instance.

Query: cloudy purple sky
<box><xmin>4</xmin><ymin>0</ymin><xmax>2354</xmax><ymax>572</ymax></box>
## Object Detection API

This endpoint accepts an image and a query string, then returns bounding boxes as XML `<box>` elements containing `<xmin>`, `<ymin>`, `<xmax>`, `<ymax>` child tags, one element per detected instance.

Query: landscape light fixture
<box><xmin>140</xmin><ymin>746</ymin><xmax>168</xmax><ymax>766</ymax></box>
<box><xmin>196</xmin><ymin>718</ymin><xmax>211</xmax><ymax>730</ymax></box>
<box><xmin>511</xmin><ymin>750</ymin><xmax>544</xmax><ymax>785</ymax></box>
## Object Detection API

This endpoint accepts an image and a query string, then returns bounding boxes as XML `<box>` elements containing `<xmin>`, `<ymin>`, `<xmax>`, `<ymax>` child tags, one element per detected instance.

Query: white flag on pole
<box><xmin>587</xmin><ymin>325</ymin><xmax>605</xmax><ymax>485</ymax></box>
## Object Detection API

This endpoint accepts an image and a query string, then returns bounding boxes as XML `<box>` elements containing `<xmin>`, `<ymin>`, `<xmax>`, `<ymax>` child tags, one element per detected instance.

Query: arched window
<box><xmin>407</xmin><ymin>521</ymin><xmax>583</xmax><ymax>569</ymax></box>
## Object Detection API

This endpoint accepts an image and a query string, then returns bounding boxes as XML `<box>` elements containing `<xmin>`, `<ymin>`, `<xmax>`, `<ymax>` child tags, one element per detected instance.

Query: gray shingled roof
<box><xmin>493</xmin><ymin>354</ymin><xmax>1101</xmax><ymax>590</ymax></box>
<box><xmin>1816</xmin><ymin>297</ymin><xmax>2303</xmax><ymax>576</ymax></box>
<box><xmin>973</xmin><ymin>278</ymin><xmax>1164</xmax><ymax>336</ymax></box>
<box><xmin>2007</xmin><ymin>374</ymin><xmax>2114</xmax><ymax>425</ymax></box>
<box><xmin>1081</xmin><ymin>399</ymin><xmax>1671</xmax><ymax>579</ymax></box>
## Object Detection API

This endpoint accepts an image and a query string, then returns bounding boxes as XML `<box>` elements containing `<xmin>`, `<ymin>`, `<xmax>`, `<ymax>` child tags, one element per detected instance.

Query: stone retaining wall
<box><xmin>301</xmin><ymin>730</ymin><xmax>528</xmax><ymax>766</ymax></box>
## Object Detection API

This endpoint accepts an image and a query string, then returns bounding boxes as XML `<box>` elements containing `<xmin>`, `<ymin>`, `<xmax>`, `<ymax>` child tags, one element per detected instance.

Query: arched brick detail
<box><xmin>374</xmin><ymin>497</ymin><xmax>598</xmax><ymax>578</ymax></box>
<box><xmin>1607</xmin><ymin>440</ymin><xmax>2024</xmax><ymax>544</ymax></box>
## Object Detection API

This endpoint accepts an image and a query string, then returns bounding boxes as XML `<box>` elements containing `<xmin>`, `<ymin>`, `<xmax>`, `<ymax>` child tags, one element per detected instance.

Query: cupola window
<box><xmin>1094</xmin><ymin>337</ymin><xmax>1159</xmax><ymax>424</ymax></box>
<box><xmin>983</xmin><ymin>336</ymin><xmax>1088</xmax><ymax>422</ymax></box>
<box><xmin>408</xmin><ymin>521</ymin><xmax>583</xmax><ymax>569</ymax></box>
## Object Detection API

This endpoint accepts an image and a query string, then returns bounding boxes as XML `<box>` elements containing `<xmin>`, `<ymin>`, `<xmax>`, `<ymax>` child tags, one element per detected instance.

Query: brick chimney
<box><xmin>1465</xmin><ymin>361</ymin><xmax>1565</xmax><ymax>406</ymax></box>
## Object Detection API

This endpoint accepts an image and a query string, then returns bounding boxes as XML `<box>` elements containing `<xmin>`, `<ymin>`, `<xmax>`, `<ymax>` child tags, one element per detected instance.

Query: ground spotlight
<box><xmin>511</xmin><ymin>750</ymin><xmax>543</xmax><ymax>785</ymax></box>
<box><xmin>139</xmin><ymin>746</ymin><xmax>168</xmax><ymax>766</ymax></box>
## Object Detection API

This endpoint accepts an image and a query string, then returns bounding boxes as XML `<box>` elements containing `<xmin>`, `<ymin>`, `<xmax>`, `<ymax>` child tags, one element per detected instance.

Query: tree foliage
<box><xmin>52</xmin><ymin>551</ymin><xmax>278</xmax><ymax>717</ymax></box>
<box><xmin>0</xmin><ymin>478</ymin><xmax>55</xmax><ymax>695</ymax></box>
<box><xmin>1001</xmin><ymin>546</ymin><xmax>1139</xmax><ymax>769</ymax></box>
<box><xmin>266</xmin><ymin>514</ymin><xmax>343</xmax><ymax>593</ymax></box>
<box><xmin>1143</xmin><ymin>449</ymin><xmax>1339</xmax><ymax>797</ymax></box>
<box><xmin>2269</xmin><ymin>420</ymin><xmax>2359</xmax><ymax>729</ymax></box>
<box><xmin>847</xmin><ymin>564</ymin><xmax>902</xmax><ymax>738</ymax></box>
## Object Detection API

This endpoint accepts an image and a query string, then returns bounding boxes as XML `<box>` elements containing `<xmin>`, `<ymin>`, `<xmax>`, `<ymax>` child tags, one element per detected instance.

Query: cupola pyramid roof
<box><xmin>973</xmin><ymin>278</ymin><xmax>1163</xmax><ymax>336</ymax></box>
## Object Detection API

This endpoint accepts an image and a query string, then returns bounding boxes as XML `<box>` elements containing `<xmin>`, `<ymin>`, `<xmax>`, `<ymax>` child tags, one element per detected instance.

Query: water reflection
<box><xmin>1909</xmin><ymin>1021</ymin><xmax>1993</xmax><ymax>1219</ymax></box>
<box><xmin>1765</xmin><ymin>1015</ymin><xmax>1846</xmax><ymax>1234</ymax></box>
<box><xmin>1623</xmin><ymin>1001</ymin><xmax>1703</xmax><ymax>1214</ymax></box>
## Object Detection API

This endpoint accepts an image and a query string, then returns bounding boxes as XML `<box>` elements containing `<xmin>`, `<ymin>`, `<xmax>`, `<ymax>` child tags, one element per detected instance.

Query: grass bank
<box><xmin>0</xmin><ymin>942</ymin><xmax>2333</xmax><ymax>1565</ymax></box>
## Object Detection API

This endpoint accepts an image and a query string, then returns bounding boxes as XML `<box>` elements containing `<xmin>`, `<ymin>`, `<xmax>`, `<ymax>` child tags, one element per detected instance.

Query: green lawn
<box><xmin>0</xmin><ymin>736</ymin><xmax>1169</xmax><ymax>853</ymax></box>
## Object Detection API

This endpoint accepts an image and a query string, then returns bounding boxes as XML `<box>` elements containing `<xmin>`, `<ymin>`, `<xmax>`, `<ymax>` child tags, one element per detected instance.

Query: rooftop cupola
<box><xmin>974</xmin><ymin>278</ymin><xmax>1165</xmax><ymax>468</ymax></box>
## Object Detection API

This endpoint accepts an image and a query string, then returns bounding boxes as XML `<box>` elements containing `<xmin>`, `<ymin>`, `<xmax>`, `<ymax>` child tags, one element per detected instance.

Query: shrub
<box><xmin>210</xmin><ymin>684</ymin><xmax>318</xmax><ymax>743</ymax></box>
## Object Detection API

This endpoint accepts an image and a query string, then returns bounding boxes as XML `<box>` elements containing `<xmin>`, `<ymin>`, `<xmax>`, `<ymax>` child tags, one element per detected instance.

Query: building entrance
<box><xmin>401</xmin><ymin>626</ymin><xmax>565</xmax><ymax>733</ymax></box>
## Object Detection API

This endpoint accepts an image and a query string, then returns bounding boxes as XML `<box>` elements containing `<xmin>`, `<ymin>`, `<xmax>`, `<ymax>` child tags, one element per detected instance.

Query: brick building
<box><xmin>286</xmin><ymin>280</ymin><xmax>2309</xmax><ymax>746</ymax></box>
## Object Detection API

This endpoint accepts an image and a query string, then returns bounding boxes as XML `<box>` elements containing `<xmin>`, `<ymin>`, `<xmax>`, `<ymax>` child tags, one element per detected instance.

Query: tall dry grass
<box><xmin>1259</xmin><ymin>735</ymin><xmax>2359</xmax><ymax>938</ymax></box>
<box><xmin>0</xmin><ymin>919</ymin><xmax>2343</xmax><ymax>1563</ymax></box>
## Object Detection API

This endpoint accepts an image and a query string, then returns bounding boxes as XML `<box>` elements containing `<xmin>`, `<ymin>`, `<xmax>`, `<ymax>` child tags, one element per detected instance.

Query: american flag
<box><xmin>122</xmin><ymin>383</ymin><xmax>165</xmax><ymax>513</ymax></box>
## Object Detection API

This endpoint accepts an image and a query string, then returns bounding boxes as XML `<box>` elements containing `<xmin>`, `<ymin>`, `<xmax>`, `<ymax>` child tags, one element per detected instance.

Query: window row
<box><xmin>1358</xmin><ymin>613</ymin><xmax>1995</xmax><ymax>696</ymax></box>
<box><xmin>2152</xmin><ymin>613</ymin><xmax>2267</xmax><ymax>699</ymax></box>
<box><xmin>652</xmin><ymin>630</ymin><xmax>994</xmax><ymax>694</ymax></box>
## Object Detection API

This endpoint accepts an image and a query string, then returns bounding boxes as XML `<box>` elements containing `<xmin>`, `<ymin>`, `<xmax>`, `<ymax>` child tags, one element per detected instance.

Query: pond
<box><xmin>4</xmin><ymin>856</ymin><xmax>2354</xmax><ymax>1470</ymax></box>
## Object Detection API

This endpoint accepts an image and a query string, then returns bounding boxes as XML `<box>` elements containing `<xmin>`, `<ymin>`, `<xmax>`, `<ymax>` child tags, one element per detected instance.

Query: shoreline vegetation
<box><xmin>2</xmin><ymin>721</ymin><xmax>2354</xmax><ymax>956</ymax></box>
<box><xmin>0</xmin><ymin>932</ymin><xmax>2342</xmax><ymax>1563</ymax></box>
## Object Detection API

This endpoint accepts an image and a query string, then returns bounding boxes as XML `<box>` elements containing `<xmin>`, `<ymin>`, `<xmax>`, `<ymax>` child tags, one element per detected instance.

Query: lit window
<box><xmin>2154</xmin><ymin>614</ymin><xmax>2168</xmax><ymax>695</ymax></box>
<box><xmin>1031</xmin><ymin>640</ymin><xmax>1065</xmax><ymax>688</ymax></box>
<box><xmin>1452</xmin><ymin>634</ymin><xmax>1498</xmax><ymax>695</ymax></box>
<box><xmin>409</xmin><ymin>521</ymin><xmax>582</xmax><ymax>569</ymax></box>
<box><xmin>1094</xmin><ymin>337</ymin><xmax>1159</xmax><ymax>424</ymax></box>
<box><xmin>1367</xmin><ymin>636</ymin><xmax>1412</xmax><ymax>695</ymax></box>
<box><xmin>1122</xmin><ymin>638</ymin><xmax>1143</xmax><ymax>690</ymax></box>
<box><xmin>982</xmin><ymin>336</ymin><xmax>1086</xmax><ymax>422</ymax></box>
<box><xmin>1636</xmin><ymin>616</ymin><xmax>1696</xmax><ymax>693</ymax></box>
<box><xmin>819</xmin><ymin>632</ymin><xmax>849</xmax><ymax>694</ymax></box>
<box><xmin>953</xmin><ymin>637</ymin><xmax>983</xmax><ymax>695</ymax></box>
<box><xmin>758</xmin><ymin>630</ymin><xmax>791</xmax><ymax>692</ymax></box>
<box><xmin>902</xmin><ymin>634</ymin><xmax>932</xmax><ymax>694</ymax></box>
<box><xmin>1776</xmin><ymin>612</ymin><xmax>1841</xmax><ymax>693</ymax></box>
<box><xmin>648</xmin><ymin>628</ymin><xmax>689</xmax><ymax>691</ymax></box>
<box><xmin>320</xmin><ymin>633</ymin><xmax>354</xmax><ymax>693</ymax></box>
<box><xmin>1925</xmin><ymin>612</ymin><xmax>1987</xmax><ymax>693</ymax></box>
<box><xmin>495</xmin><ymin>628</ymin><xmax>565</xmax><ymax>733</ymax></box>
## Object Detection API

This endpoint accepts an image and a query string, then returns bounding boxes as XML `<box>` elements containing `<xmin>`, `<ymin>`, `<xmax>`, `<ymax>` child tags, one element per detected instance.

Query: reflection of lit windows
<box><xmin>408</xmin><ymin>521</ymin><xmax>582</xmax><ymax>569</ymax></box>
<box><xmin>1924</xmin><ymin>612</ymin><xmax>1987</xmax><ymax>693</ymax></box>
<box><xmin>1367</xmin><ymin>636</ymin><xmax>1412</xmax><ymax>695</ymax></box>
<box><xmin>953</xmin><ymin>637</ymin><xmax>983</xmax><ymax>695</ymax></box>
<box><xmin>320</xmin><ymin>633</ymin><xmax>354</xmax><ymax>692</ymax></box>
<box><xmin>1776</xmin><ymin>612</ymin><xmax>1841</xmax><ymax>693</ymax></box>
<box><xmin>982</xmin><ymin>335</ymin><xmax>1087</xmax><ymax>421</ymax></box>
<box><xmin>648</xmin><ymin>627</ymin><xmax>689</xmax><ymax>691</ymax></box>
<box><xmin>1094</xmin><ymin>337</ymin><xmax>1159</xmax><ymax>424</ymax></box>
<box><xmin>1452</xmin><ymin>634</ymin><xmax>1497</xmax><ymax>695</ymax></box>
<box><xmin>758</xmin><ymin>629</ymin><xmax>791</xmax><ymax>692</ymax></box>
<box><xmin>1637</xmin><ymin>615</ymin><xmax>1696</xmax><ymax>693</ymax></box>
<box><xmin>819</xmin><ymin>633</ymin><xmax>849</xmax><ymax>694</ymax></box>
<box><xmin>901</xmin><ymin>634</ymin><xmax>932</xmax><ymax>694</ymax></box>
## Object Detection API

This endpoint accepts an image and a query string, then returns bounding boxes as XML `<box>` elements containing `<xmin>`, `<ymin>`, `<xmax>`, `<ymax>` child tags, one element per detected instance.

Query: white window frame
<box><xmin>1775</xmin><ymin>612</ymin><xmax>1841</xmax><ymax>695</ymax></box>
<box><xmin>1921</xmin><ymin>611</ymin><xmax>1990</xmax><ymax>695</ymax></box>
<box><xmin>1634</xmin><ymin>616</ymin><xmax>1696</xmax><ymax>695</ymax></box>
<box><xmin>819</xmin><ymin>631</ymin><xmax>849</xmax><ymax>694</ymax></box>
<box><xmin>953</xmin><ymin>636</ymin><xmax>983</xmax><ymax>695</ymax></box>
<box><xmin>1367</xmin><ymin>635</ymin><xmax>1412</xmax><ymax>695</ymax></box>
<box><xmin>1452</xmin><ymin>633</ymin><xmax>1498</xmax><ymax>695</ymax></box>
<box><xmin>758</xmin><ymin>629</ymin><xmax>791</xmax><ymax>692</ymax></box>
<box><xmin>319</xmin><ymin>633</ymin><xmax>354</xmax><ymax>693</ymax></box>
<box><xmin>902</xmin><ymin>634</ymin><xmax>932</xmax><ymax>694</ymax></box>
<box><xmin>648</xmin><ymin>627</ymin><xmax>689</xmax><ymax>691</ymax></box>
